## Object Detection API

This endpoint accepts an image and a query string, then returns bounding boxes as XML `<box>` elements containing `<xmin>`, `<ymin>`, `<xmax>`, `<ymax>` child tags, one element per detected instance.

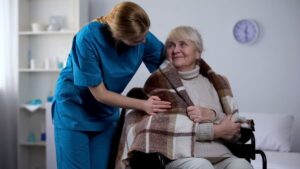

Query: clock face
<box><xmin>233</xmin><ymin>19</ymin><xmax>259</xmax><ymax>44</ymax></box>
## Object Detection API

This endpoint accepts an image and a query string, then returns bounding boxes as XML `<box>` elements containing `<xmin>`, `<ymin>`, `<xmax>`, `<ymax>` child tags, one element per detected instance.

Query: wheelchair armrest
<box><xmin>126</xmin><ymin>87</ymin><xmax>147</xmax><ymax>100</ymax></box>
<box><xmin>130</xmin><ymin>151</ymin><xmax>167</xmax><ymax>169</ymax></box>
<box><xmin>239</xmin><ymin>127</ymin><xmax>255</xmax><ymax>145</ymax></box>
<box><xmin>226</xmin><ymin>128</ymin><xmax>256</xmax><ymax>161</ymax></box>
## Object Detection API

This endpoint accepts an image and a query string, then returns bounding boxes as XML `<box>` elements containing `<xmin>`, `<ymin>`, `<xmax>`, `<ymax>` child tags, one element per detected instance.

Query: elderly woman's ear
<box><xmin>195</xmin><ymin>51</ymin><xmax>201</xmax><ymax>64</ymax></box>
<box><xmin>196</xmin><ymin>52</ymin><xmax>201</xmax><ymax>59</ymax></box>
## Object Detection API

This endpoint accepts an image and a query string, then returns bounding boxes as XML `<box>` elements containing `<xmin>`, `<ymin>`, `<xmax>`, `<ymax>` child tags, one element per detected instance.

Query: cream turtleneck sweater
<box><xmin>178</xmin><ymin>65</ymin><xmax>232</xmax><ymax>161</ymax></box>
<box><xmin>178</xmin><ymin>65</ymin><xmax>224</xmax><ymax>115</ymax></box>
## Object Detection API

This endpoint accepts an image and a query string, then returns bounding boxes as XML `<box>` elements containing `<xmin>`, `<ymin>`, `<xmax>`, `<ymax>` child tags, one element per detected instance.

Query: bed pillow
<box><xmin>240</xmin><ymin>112</ymin><xmax>294</xmax><ymax>152</ymax></box>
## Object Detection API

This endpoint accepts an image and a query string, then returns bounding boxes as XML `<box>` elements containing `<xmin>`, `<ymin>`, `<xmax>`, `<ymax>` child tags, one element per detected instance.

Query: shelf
<box><xmin>17</xmin><ymin>0</ymin><xmax>89</xmax><ymax>168</ymax></box>
<box><xmin>20</xmin><ymin>104</ymin><xmax>46</xmax><ymax>112</ymax></box>
<box><xmin>19</xmin><ymin>69</ymin><xmax>61</xmax><ymax>73</ymax></box>
<box><xmin>20</xmin><ymin>142</ymin><xmax>46</xmax><ymax>147</ymax></box>
<box><xmin>19</xmin><ymin>30</ymin><xmax>76</xmax><ymax>35</ymax></box>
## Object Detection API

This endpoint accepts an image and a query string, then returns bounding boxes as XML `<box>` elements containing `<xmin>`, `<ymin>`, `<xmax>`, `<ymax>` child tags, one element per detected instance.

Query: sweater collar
<box><xmin>178</xmin><ymin>65</ymin><xmax>200</xmax><ymax>80</ymax></box>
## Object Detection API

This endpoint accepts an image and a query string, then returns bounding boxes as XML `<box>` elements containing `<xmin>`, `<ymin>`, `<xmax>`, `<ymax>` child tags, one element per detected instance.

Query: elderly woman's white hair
<box><xmin>165</xmin><ymin>26</ymin><xmax>203</xmax><ymax>53</ymax></box>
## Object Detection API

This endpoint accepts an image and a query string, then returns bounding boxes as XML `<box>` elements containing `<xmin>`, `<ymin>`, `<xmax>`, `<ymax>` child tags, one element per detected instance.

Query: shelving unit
<box><xmin>19</xmin><ymin>30</ymin><xmax>77</xmax><ymax>35</ymax></box>
<box><xmin>17</xmin><ymin>0</ymin><xmax>88</xmax><ymax>169</ymax></box>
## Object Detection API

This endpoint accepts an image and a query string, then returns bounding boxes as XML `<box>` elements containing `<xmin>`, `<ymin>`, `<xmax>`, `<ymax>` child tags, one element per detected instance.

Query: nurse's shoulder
<box><xmin>76</xmin><ymin>21</ymin><xmax>105</xmax><ymax>42</ymax></box>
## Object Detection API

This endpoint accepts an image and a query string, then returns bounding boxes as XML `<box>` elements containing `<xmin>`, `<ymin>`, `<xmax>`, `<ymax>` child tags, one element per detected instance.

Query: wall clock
<box><xmin>233</xmin><ymin>19</ymin><xmax>260</xmax><ymax>44</ymax></box>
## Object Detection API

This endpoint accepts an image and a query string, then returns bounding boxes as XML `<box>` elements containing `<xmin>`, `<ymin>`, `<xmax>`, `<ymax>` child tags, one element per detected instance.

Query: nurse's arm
<box><xmin>89</xmin><ymin>83</ymin><xmax>171</xmax><ymax>115</ymax></box>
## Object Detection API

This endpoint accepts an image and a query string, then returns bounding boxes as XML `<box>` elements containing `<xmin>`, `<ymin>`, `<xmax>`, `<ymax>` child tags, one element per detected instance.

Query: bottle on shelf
<box><xmin>40</xmin><ymin>122</ymin><xmax>46</xmax><ymax>142</ymax></box>
<box><xmin>56</xmin><ymin>57</ymin><xmax>65</xmax><ymax>70</ymax></box>
<box><xmin>47</xmin><ymin>91</ymin><xmax>54</xmax><ymax>103</ymax></box>
<box><xmin>27</xmin><ymin>131</ymin><xmax>37</xmax><ymax>143</ymax></box>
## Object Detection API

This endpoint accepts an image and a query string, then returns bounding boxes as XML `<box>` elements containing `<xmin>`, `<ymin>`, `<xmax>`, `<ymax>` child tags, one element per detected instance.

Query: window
<box><xmin>0</xmin><ymin>0</ymin><xmax>12</xmax><ymax>89</ymax></box>
<box><xmin>0</xmin><ymin>2</ymin><xmax>7</xmax><ymax>88</ymax></box>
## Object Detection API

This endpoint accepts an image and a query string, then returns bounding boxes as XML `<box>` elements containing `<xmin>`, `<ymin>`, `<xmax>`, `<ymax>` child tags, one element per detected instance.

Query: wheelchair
<box><xmin>109</xmin><ymin>87</ymin><xmax>267</xmax><ymax>169</ymax></box>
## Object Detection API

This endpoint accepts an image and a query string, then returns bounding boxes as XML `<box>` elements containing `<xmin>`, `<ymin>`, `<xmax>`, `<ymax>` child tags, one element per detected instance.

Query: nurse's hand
<box><xmin>143</xmin><ymin>96</ymin><xmax>171</xmax><ymax>115</ymax></box>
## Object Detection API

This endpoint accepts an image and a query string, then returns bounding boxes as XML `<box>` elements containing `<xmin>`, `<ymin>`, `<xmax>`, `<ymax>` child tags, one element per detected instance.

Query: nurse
<box><xmin>52</xmin><ymin>1</ymin><xmax>171</xmax><ymax>169</ymax></box>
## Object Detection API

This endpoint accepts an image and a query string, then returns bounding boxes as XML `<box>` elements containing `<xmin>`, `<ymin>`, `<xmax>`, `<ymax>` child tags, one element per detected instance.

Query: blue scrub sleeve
<box><xmin>72</xmin><ymin>36</ymin><xmax>103</xmax><ymax>87</ymax></box>
<box><xmin>142</xmin><ymin>32</ymin><xmax>164</xmax><ymax>73</ymax></box>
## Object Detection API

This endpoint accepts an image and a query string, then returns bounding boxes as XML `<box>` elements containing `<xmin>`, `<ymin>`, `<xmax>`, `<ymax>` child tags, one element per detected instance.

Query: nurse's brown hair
<box><xmin>97</xmin><ymin>1</ymin><xmax>150</xmax><ymax>42</ymax></box>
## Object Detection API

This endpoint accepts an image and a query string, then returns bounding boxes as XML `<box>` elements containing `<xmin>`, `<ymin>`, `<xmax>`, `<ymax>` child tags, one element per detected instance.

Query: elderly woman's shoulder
<box><xmin>145</xmin><ymin>69</ymin><xmax>163</xmax><ymax>84</ymax></box>
<box><xmin>143</xmin><ymin>68</ymin><xmax>171</xmax><ymax>93</ymax></box>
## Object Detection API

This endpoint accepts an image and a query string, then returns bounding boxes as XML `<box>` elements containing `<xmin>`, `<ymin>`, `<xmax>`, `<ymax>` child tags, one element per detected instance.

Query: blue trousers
<box><xmin>54</xmin><ymin>123</ymin><xmax>117</xmax><ymax>169</ymax></box>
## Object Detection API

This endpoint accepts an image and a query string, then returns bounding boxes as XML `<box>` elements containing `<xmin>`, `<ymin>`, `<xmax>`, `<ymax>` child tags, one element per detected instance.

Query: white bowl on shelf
<box><xmin>31</xmin><ymin>23</ymin><xmax>45</xmax><ymax>32</ymax></box>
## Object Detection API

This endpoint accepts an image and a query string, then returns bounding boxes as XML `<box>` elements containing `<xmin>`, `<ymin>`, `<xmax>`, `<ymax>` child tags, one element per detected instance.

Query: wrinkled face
<box><xmin>165</xmin><ymin>39</ymin><xmax>200</xmax><ymax>72</ymax></box>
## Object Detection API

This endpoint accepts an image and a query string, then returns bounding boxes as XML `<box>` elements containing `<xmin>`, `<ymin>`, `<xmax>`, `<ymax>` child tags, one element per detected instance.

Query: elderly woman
<box><xmin>115</xmin><ymin>26</ymin><xmax>253</xmax><ymax>169</ymax></box>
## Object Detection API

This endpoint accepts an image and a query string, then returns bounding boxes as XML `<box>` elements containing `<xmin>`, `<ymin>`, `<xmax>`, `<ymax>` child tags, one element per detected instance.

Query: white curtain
<box><xmin>0</xmin><ymin>0</ymin><xmax>18</xmax><ymax>168</ymax></box>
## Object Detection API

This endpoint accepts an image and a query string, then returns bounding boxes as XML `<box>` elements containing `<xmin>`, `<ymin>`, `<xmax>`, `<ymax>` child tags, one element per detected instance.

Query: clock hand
<box><xmin>244</xmin><ymin>25</ymin><xmax>249</xmax><ymax>41</ymax></box>
<box><xmin>244</xmin><ymin>25</ymin><xmax>248</xmax><ymax>34</ymax></box>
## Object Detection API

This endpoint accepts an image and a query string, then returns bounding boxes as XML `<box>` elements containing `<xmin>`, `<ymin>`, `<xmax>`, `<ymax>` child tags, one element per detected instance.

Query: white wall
<box><xmin>89</xmin><ymin>0</ymin><xmax>300</xmax><ymax>151</ymax></box>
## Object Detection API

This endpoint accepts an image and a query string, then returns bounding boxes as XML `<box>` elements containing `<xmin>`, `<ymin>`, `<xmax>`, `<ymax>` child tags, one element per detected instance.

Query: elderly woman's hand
<box><xmin>142</xmin><ymin>96</ymin><xmax>171</xmax><ymax>115</ymax></box>
<box><xmin>187</xmin><ymin>106</ymin><xmax>216</xmax><ymax>123</ymax></box>
<box><xmin>213</xmin><ymin>115</ymin><xmax>241</xmax><ymax>141</ymax></box>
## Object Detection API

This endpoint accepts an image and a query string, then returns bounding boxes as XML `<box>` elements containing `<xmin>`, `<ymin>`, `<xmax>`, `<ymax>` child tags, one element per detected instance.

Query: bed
<box><xmin>240</xmin><ymin>112</ymin><xmax>300</xmax><ymax>169</ymax></box>
<box><xmin>251</xmin><ymin>151</ymin><xmax>300</xmax><ymax>169</ymax></box>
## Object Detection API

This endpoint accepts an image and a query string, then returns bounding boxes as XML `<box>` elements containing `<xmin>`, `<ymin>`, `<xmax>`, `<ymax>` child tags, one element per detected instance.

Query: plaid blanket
<box><xmin>115</xmin><ymin>59</ymin><xmax>252</xmax><ymax>169</ymax></box>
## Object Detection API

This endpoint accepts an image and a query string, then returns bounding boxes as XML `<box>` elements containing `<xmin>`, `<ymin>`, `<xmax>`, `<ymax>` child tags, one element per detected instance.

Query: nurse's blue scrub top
<box><xmin>53</xmin><ymin>21</ymin><xmax>164</xmax><ymax>131</ymax></box>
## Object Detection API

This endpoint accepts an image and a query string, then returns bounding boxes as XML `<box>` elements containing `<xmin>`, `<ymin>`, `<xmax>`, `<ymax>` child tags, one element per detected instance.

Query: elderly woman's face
<box><xmin>166</xmin><ymin>39</ymin><xmax>200</xmax><ymax>72</ymax></box>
